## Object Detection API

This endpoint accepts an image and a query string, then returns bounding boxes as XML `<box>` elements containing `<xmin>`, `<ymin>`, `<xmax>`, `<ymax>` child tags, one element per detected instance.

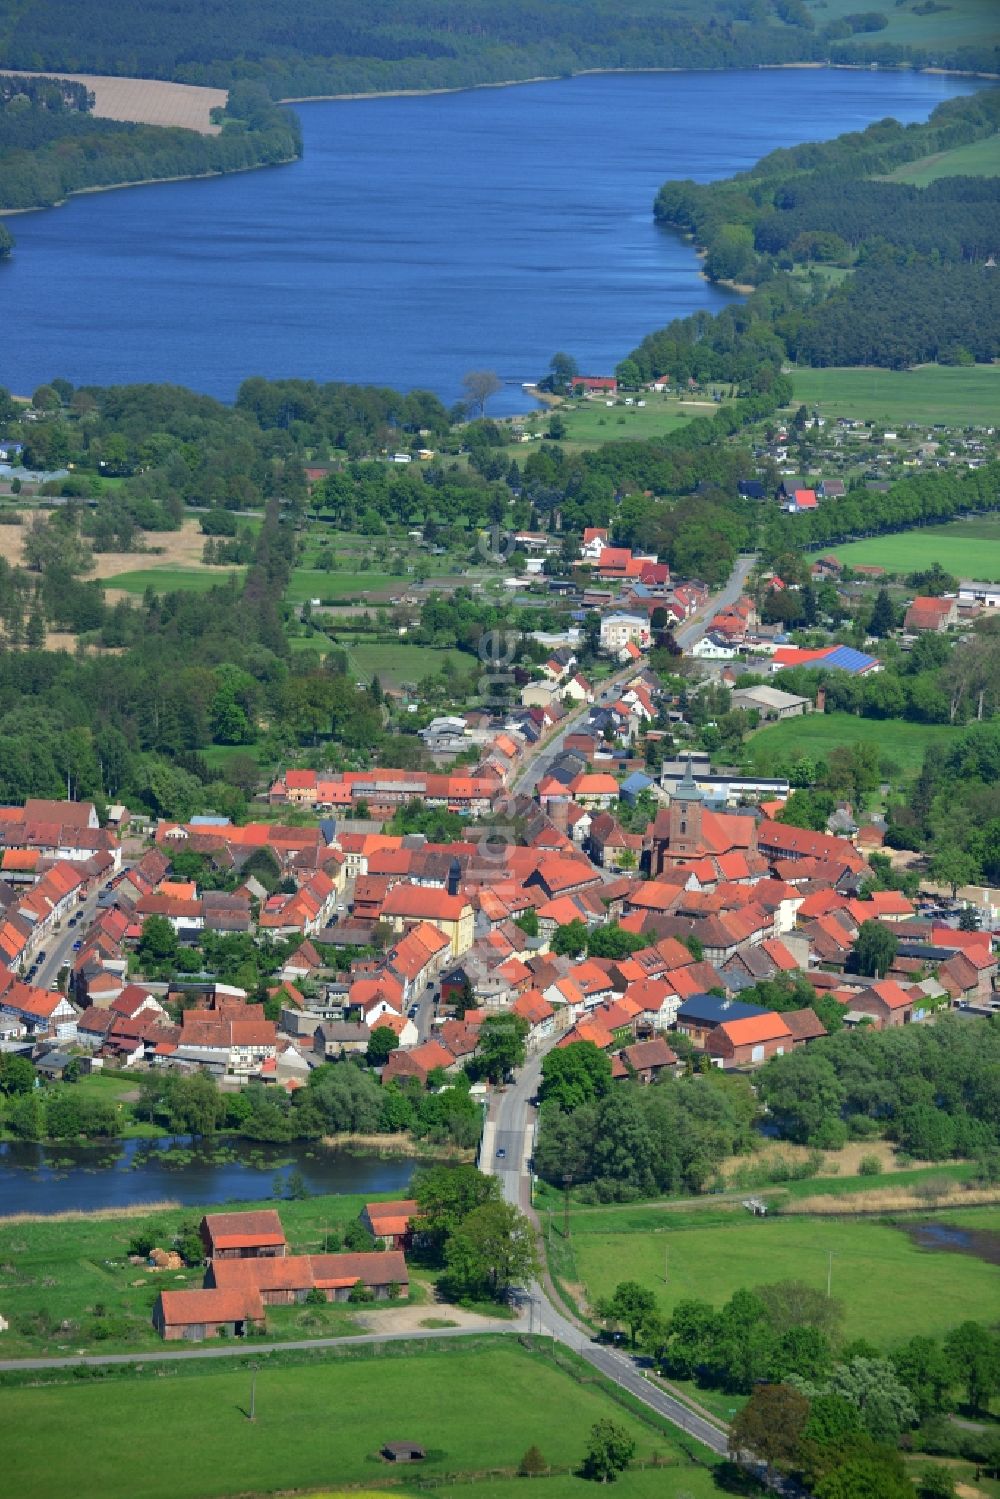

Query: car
<box><xmin>72</xmin><ymin>940</ymin><xmax>83</xmax><ymax>951</ymax></box>
<box><xmin>495</xmin><ymin>1146</ymin><xmax>506</xmax><ymax>1160</ymax></box>
<box><xmin>36</xmin><ymin>950</ymin><xmax>46</xmax><ymax>964</ymax></box>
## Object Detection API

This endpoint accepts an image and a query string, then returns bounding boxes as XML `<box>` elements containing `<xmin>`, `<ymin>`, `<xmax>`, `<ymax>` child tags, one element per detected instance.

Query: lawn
<box><xmin>745</xmin><ymin>710</ymin><xmax>959</xmax><ymax>776</ymax></box>
<box><xmin>346</xmin><ymin>641</ymin><xmax>476</xmax><ymax>688</ymax></box>
<box><xmin>285</xmin><ymin>567</ymin><xmax>402</xmax><ymax>603</ymax></box>
<box><xmin>0</xmin><ymin>1189</ymin><xmax>412</xmax><ymax>1359</ymax></box>
<box><xmin>787</xmin><ymin>363</ymin><xmax>1000</xmax><ymax>427</ymax></box>
<box><xmin>830</xmin><ymin>514</ymin><xmax>1000</xmax><ymax>580</ymax></box>
<box><xmin>550</xmin><ymin>394</ymin><xmax>706</xmax><ymax>447</ymax></box>
<box><xmin>431</xmin><ymin>1471</ymin><xmax>723</xmax><ymax>1499</ymax></box>
<box><xmin>884</xmin><ymin>131</ymin><xmax>1000</xmax><ymax>187</ymax></box>
<box><xmin>108</xmin><ymin>566</ymin><xmax>244</xmax><ymax>595</ymax></box>
<box><xmin>1</xmin><ymin>1339</ymin><xmax>691</xmax><ymax>1499</ymax></box>
<box><xmin>560</xmin><ymin>1207</ymin><xmax>1000</xmax><ymax>1350</ymax></box>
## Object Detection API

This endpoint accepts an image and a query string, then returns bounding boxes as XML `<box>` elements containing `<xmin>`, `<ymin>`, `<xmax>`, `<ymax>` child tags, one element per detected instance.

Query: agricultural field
<box><xmin>107</xmin><ymin>566</ymin><xmax>243</xmax><ymax>595</ymax></box>
<box><xmin>1</xmin><ymin>1339</ymin><xmax>696</xmax><ymax>1499</ymax></box>
<box><xmin>285</xmin><ymin>566</ymin><xmax>405</xmax><ymax>604</ymax></box>
<box><xmin>807</xmin><ymin>0</ymin><xmax>1000</xmax><ymax>51</ymax></box>
<box><xmin>788</xmin><ymin>363</ymin><xmax>1000</xmax><ymax>426</ymax></box>
<box><xmin>830</xmin><ymin>513</ymin><xmax>1000</xmax><ymax>579</ymax></box>
<box><xmin>558</xmin><ymin>1205</ymin><xmax>1000</xmax><ymax>1349</ymax></box>
<box><xmin>0</xmin><ymin>1190</ymin><xmax>411</xmax><ymax>1359</ymax></box>
<box><xmin>745</xmin><ymin>710</ymin><xmax>959</xmax><ymax>776</ymax></box>
<box><xmin>884</xmin><ymin>131</ymin><xmax>1000</xmax><ymax>186</ymax></box>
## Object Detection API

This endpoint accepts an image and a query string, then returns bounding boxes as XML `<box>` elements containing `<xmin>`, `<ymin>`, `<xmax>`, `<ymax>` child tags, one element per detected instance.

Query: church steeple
<box><xmin>669</xmin><ymin>756</ymin><xmax>704</xmax><ymax>857</ymax></box>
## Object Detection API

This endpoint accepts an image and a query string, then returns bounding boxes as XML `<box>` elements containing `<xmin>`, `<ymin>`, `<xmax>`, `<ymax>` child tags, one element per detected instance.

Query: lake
<box><xmin>0</xmin><ymin>1137</ymin><xmax>416</xmax><ymax>1216</ymax></box>
<box><xmin>0</xmin><ymin>69</ymin><xmax>981</xmax><ymax>412</ymax></box>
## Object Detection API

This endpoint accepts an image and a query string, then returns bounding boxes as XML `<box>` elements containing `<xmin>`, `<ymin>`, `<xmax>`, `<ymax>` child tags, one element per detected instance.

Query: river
<box><xmin>0</xmin><ymin>1137</ymin><xmax>416</xmax><ymax>1216</ymax></box>
<box><xmin>0</xmin><ymin>69</ymin><xmax>981</xmax><ymax>412</ymax></box>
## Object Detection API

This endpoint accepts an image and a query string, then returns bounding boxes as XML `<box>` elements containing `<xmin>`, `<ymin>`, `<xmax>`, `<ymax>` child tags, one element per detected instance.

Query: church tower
<box><xmin>668</xmin><ymin>758</ymin><xmax>705</xmax><ymax>859</ymax></box>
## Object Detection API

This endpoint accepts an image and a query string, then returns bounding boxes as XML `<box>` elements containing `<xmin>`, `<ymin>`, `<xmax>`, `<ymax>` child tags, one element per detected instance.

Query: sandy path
<box><xmin>1</xmin><ymin>71</ymin><xmax>226</xmax><ymax>134</ymax></box>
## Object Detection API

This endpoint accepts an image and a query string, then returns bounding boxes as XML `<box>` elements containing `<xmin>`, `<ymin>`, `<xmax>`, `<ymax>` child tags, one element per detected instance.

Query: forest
<box><xmin>1</xmin><ymin>0</ymin><xmax>995</xmax><ymax>99</ymax></box>
<box><xmin>645</xmin><ymin>88</ymin><xmax>1000</xmax><ymax>371</ymax></box>
<box><xmin>0</xmin><ymin>77</ymin><xmax>300</xmax><ymax>215</ymax></box>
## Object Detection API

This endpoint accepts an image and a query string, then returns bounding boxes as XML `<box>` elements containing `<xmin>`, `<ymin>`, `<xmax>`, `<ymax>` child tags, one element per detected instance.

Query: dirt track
<box><xmin>1</xmin><ymin>70</ymin><xmax>226</xmax><ymax>134</ymax></box>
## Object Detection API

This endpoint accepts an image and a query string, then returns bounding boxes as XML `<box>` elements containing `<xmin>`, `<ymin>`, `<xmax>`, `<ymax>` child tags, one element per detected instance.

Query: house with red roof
<box><xmin>843</xmin><ymin>979</ymin><xmax>921</xmax><ymax>1029</ymax></box>
<box><xmin>705</xmin><ymin>1010</ymin><xmax>793</xmax><ymax>1068</ymax></box>
<box><xmin>904</xmin><ymin>596</ymin><xmax>958</xmax><ymax>633</ymax></box>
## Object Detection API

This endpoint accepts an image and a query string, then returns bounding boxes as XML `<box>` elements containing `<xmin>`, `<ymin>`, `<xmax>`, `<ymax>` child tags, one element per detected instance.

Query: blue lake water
<box><xmin>0</xmin><ymin>69</ymin><xmax>982</xmax><ymax>412</ymax></box>
<box><xmin>0</xmin><ymin>1137</ymin><xmax>416</xmax><ymax>1216</ymax></box>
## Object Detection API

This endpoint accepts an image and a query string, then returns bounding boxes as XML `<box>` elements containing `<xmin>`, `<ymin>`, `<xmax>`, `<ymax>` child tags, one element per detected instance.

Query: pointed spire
<box><xmin>672</xmin><ymin>755</ymin><xmax>704</xmax><ymax>804</ymax></box>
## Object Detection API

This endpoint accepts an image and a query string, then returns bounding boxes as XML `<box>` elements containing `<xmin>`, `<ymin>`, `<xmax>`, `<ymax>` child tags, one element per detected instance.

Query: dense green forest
<box><xmin>1</xmin><ymin>0</ymin><xmax>996</xmax><ymax>98</ymax></box>
<box><xmin>0</xmin><ymin>77</ymin><xmax>300</xmax><ymax>217</ymax></box>
<box><xmin>640</xmin><ymin>88</ymin><xmax>1000</xmax><ymax>371</ymax></box>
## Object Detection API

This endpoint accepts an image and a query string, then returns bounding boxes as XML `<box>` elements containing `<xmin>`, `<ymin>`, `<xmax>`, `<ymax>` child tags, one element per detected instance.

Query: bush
<box><xmin>858</xmin><ymin>1155</ymin><xmax>883</xmax><ymax>1177</ymax></box>
<box><xmin>519</xmin><ymin>1445</ymin><xmax>548</xmax><ymax>1476</ymax></box>
<box><xmin>127</xmin><ymin>1231</ymin><xmax>155</xmax><ymax>1257</ymax></box>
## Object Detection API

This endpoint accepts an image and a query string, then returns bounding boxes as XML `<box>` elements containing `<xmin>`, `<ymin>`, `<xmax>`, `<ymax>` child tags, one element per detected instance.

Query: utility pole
<box><xmin>827</xmin><ymin>1251</ymin><xmax>833</xmax><ymax>1299</ymax></box>
<box><xmin>248</xmin><ymin>1364</ymin><xmax>259</xmax><ymax>1422</ymax></box>
<box><xmin>664</xmin><ymin>1248</ymin><xmax>669</xmax><ymax>1285</ymax></box>
<box><xmin>562</xmin><ymin>1174</ymin><xmax>572</xmax><ymax>1239</ymax></box>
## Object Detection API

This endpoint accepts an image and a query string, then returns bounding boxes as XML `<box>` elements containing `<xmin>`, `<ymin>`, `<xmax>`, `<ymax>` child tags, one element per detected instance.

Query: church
<box><xmin>648</xmin><ymin>761</ymin><xmax>760</xmax><ymax>876</ymax></box>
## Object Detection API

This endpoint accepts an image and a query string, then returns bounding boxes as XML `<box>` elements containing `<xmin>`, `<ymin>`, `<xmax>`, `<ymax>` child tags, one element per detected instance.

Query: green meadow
<box><xmin>550</xmin><ymin>393</ymin><xmax>708</xmax><ymax>447</ymax></box>
<box><xmin>830</xmin><ymin>513</ymin><xmax>1000</xmax><ymax>579</ymax></box>
<box><xmin>107</xmin><ymin>566</ymin><xmax>245</xmax><ymax>594</ymax></box>
<box><xmin>746</xmin><ymin>711</ymin><xmax>958</xmax><ymax>776</ymax></box>
<box><xmin>559</xmin><ymin>1206</ymin><xmax>1000</xmax><ymax>1349</ymax></box>
<box><xmin>885</xmin><ymin>131</ymin><xmax>1000</xmax><ymax>187</ymax></box>
<box><xmin>1</xmin><ymin>1339</ymin><xmax>697</xmax><ymax>1499</ymax></box>
<box><xmin>788</xmin><ymin>363</ymin><xmax>1000</xmax><ymax>426</ymax></box>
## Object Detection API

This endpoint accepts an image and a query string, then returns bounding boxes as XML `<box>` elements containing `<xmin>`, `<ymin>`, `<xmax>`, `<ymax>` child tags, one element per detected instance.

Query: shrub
<box><xmin>858</xmin><ymin>1155</ymin><xmax>883</xmax><ymax>1177</ymax></box>
<box><xmin>519</xmin><ymin>1445</ymin><xmax>548</xmax><ymax>1476</ymax></box>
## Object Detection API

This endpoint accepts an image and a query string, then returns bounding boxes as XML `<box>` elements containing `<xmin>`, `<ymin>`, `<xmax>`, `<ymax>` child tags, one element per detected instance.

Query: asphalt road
<box><xmin>511</xmin><ymin>553</ymin><xmax>757</xmax><ymax>800</ymax></box>
<box><xmin>488</xmin><ymin>1046</ymin><xmax>730</xmax><ymax>1457</ymax></box>
<box><xmin>29</xmin><ymin>879</ymin><xmax>114</xmax><ymax>991</ymax></box>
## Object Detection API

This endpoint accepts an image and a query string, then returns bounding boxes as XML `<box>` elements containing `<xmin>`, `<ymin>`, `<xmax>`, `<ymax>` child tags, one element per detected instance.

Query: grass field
<box><xmin>108</xmin><ymin>566</ymin><xmax>244</xmax><ymax>595</ymax></box>
<box><xmin>547</xmin><ymin>394</ymin><xmax>708</xmax><ymax>447</ymax></box>
<box><xmin>285</xmin><ymin>567</ymin><xmax>403</xmax><ymax>603</ymax></box>
<box><xmin>746</xmin><ymin>710</ymin><xmax>959</xmax><ymax>776</ymax></box>
<box><xmin>1</xmin><ymin>1339</ymin><xmax>698</xmax><ymax>1499</ymax></box>
<box><xmin>788</xmin><ymin>363</ymin><xmax>1000</xmax><ymax>426</ymax></box>
<box><xmin>809</xmin><ymin>0</ymin><xmax>1000</xmax><ymax>50</ymax></box>
<box><xmin>830</xmin><ymin>514</ymin><xmax>1000</xmax><ymax>579</ymax></box>
<box><xmin>559</xmin><ymin>1206</ymin><xmax>1000</xmax><ymax>1350</ymax></box>
<box><xmin>0</xmin><ymin>1190</ymin><xmax>415</xmax><ymax>1359</ymax></box>
<box><xmin>885</xmin><ymin>131</ymin><xmax>1000</xmax><ymax>186</ymax></box>
<box><xmin>345</xmin><ymin>641</ymin><xmax>476</xmax><ymax>687</ymax></box>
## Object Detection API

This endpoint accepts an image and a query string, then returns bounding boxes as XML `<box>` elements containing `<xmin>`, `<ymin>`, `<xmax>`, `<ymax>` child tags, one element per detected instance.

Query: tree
<box><xmin>367</xmin><ymin>1024</ymin><xmax>400</xmax><ymax>1067</ymax></box>
<box><xmin>549</xmin><ymin>352</ymin><xmax>578</xmax><ymax>392</ymax></box>
<box><xmin>462</xmin><ymin>369</ymin><xmax>502</xmax><ymax>417</ymax></box>
<box><xmin>918</xmin><ymin>1470</ymin><xmax>955</xmax><ymax>1499</ymax></box>
<box><xmin>944</xmin><ymin>1322</ymin><xmax>1000</xmax><ymax>1413</ymax></box>
<box><xmin>869</xmin><ymin>586</ymin><xmax>895</xmax><ymax>638</ymax></box>
<box><xmin>519</xmin><ymin>1445</ymin><xmax>548</xmax><ymax>1476</ymax></box>
<box><xmin>551</xmin><ymin>918</ymin><xmax>588</xmax><ymax>957</ymax></box>
<box><xmin>729</xmin><ymin>1383</ymin><xmax>810</xmax><ymax>1477</ymax></box>
<box><xmin>815</xmin><ymin>1450</ymin><xmax>915</xmax><ymax>1499</ymax></box>
<box><xmin>824</xmin><ymin>1356</ymin><xmax>919</xmax><ymax>1443</ymax></box>
<box><xmin>539</xmin><ymin>1041</ymin><xmax>612</xmax><ymax>1111</ymax></box>
<box><xmin>412</xmin><ymin>1163</ymin><xmax>501</xmax><ymax>1262</ymax></box>
<box><xmin>851</xmin><ymin>920</ymin><xmax>897</xmax><ymax>979</ymax></box>
<box><xmin>582</xmin><ymin>1421</ymin><xmax>636</xmax><ymax>1483</ymax></box>
<box><xmin>138</xmin><ymin>913</ymin><xmax>178</xmax><ymax>965</ymax></box>
<box><xmin>443</xmin><ymin>1199</ymin><xmax>539</xmax><ymax>1301</ymax></box>
<box><xmin>596</xmin><ymin>1280</ymin><xmax>658</xmax><ymax>1347</ymax></box>
<box><xmin>474</xmin><ymin>1014</ymin><xmax>528</xmax><ymax>1084</ymax></box>
<box><xmin>929</xmin><ymin>844</ymin><xmax>977</xmax><ymax>899</ymax></box>
<box><xmin>0</xmin><ymin>1053</ymin><xmax>35</xmax><ymax>1095</ymax></box>
<box><xmin>757</xmin><ymin>1048</ymin><xmax>845</xmax><ymax>1145</ymax></box>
